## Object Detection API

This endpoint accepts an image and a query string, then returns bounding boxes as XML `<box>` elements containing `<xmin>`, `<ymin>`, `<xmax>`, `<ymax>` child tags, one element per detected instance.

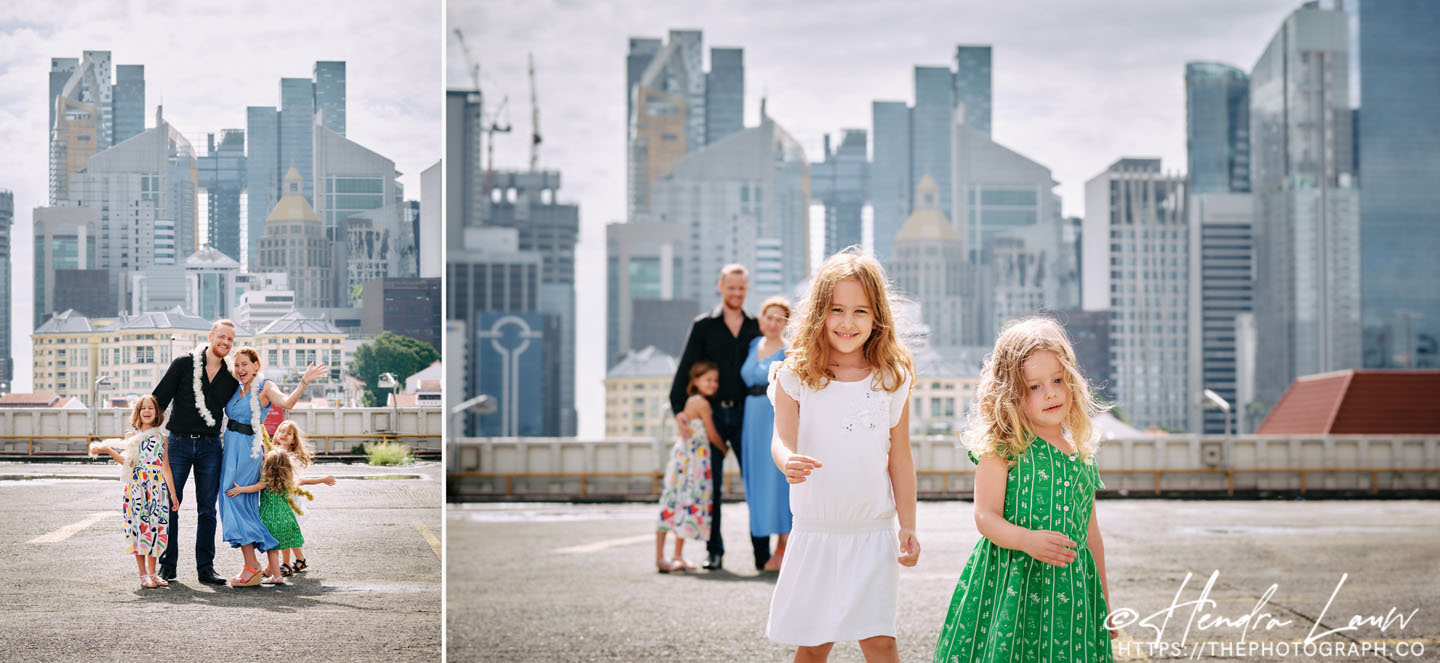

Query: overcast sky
<box><xmin>1</xmin><ymin>0</ymin><xmax>441</xmax><ymax>392</ymax></box>
<box><xmin>453</xmin><ymin>0</ymin><xmax>1308</xmax><ymax>438</ymax></box>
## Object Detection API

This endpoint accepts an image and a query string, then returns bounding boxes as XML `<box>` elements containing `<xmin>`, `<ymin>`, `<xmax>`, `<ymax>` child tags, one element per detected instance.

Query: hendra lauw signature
<box><xmin>1105</xmin><ymin>571</ymin><xmax>1418</xmax><ymax>646</ymax></box>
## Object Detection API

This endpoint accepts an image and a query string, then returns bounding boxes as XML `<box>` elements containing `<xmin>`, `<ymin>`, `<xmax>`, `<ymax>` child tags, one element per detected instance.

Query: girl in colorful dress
<box><xmin>768</xmin><ymin>248</ymin><xmax>919</xmax><ymax>662</ymax></box>
<box><xmin>932</xmin><ymin>317</ymin><xmax>1115</xmax><ymax>663</ymax></box>
<box><xmin>740</xmin><ymin>295</ymin><xmax>794</xmax><ymax>572</ymax></box>
<box><xmin>89</xmin><ymin>395</ymin><xmax>179</xmax><ymax>589</ymax></box>
<box><xmin>271</xmin><ymin>420</ymin><xmax>335</xmax><ymax>577</ymax></box>
<box><xmin>219</xmin><ymin>347</ymin><xmax>326</xmax><ymax>587</ymax></box>
<box><xmin>655</xmin><ymin>360</ymin><xmax>725</xmax><ymax>573</ymax></box>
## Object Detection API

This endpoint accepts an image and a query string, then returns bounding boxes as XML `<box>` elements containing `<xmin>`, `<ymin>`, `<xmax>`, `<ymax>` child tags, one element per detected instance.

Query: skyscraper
<box><xmin>112</xmin><ymin>64</ymin><xmax>145</xmax><ymax>145</ymax></box>
<box><xmin>197</xmin><ymin>129</ymin><xmax>246</xmax><ymax>262</ymax></box>
<box><xmin>0</xmin><ymin>190</ymin><xmax>12</xmax><ymax>388</ymax></box>
<box><xmin>32</xmin><ymin>206</ymin><xmax>99</xmax><ymax>326</ymax></box>
<box><xmin>70</xmin><ymin>109</ymin><xmax>198</xmax><ymax>313</ymax></box>
<box><xmin>652</xmin><ymin>117</ymin><xmax>810</xmax><ymax>310</ymax></box>
<box><xmin>1358</xmin><ymin>0</ymin><xmax>1440</xmax><ymax>369</ymax></box>
<box><xmin>480</xmin><ymin>170</ymin><xmax>580</xmax><ymax>436</ymax></box>
<box><xmin>625</xmin><ymin>31</ymin><xmax>745</xmax><ymax>218</ymax></box>
<box><xmin>870</xmin><ymin>47</ymin><xmax>995</xmax><ymax>263</ymax></box>
<box><xmin>445</xmin><ymin>89</ymin><xmax>484</xmax><ymax>239</ymax></box>
<box><xmin>313</xmin><ymin>61</ymin><xmax>347</xmax><ymax>136</ymax></box>
<box><xmin>246</xmin><ymin>63</ymin><xmax>346</xmax><ymax>267</ymax></box>
<box><xmin>1250</xmin><ymin>4</ymin><xmax>1361</xmax><ymax>409</ymax></box>
<box><xmin>1084</xmin><ymin>158</ymin><xmax>1190</xmax><ymax>432</ymax></box>
<box><xmin>953</xmin><ymin>45</ymin><xmax>992</xmax><ymax>136</ymax></box>
<box><xmin>911</xmin><ymin>66</ymin><xmax>954</xmax><ymax>219</ymax></box>
<box><xmin>870</xmin><ymin>101</ymin><xmax>911</xmax><ymax>263</ymax></box>
<box><xmin>705</xmin><ymin>47</ymin><xmax>744</xmax><ymax>144</ymax></box>
<box><xmin>1186</xmin><ymin>192</ymin><xmax>1253</xmax><ymax>433</ymax></box>
<box><xmin>1185</xmin><ymin>62</ymin><xmax>1250</xmax><ymax>194</ymax></box>
<box><xmin>811</xmin><ymin>130</ymin><xmax>868</xmax><ymax>257</ymax></box>
<box><xmin>245</xmin><ymin>106</ymin><xmax>279</xmax><ymax>269</ymax></box>
<box><xmin>606</xmin><ymin>221</ymin><xmax>691</xmax><ymax>368</ymax></box>
<box><xmin>48</xmin><ymin>58</ymin><xmax>78</xmax><ymax>132</ymax></box>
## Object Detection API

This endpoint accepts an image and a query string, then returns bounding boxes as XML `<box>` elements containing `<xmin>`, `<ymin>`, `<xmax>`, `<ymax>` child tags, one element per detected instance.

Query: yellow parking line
<box><xmin>553</xmin><ymin>533</ymin><xmax>653</xmax><ymax>554</ymax></box>
<box><xmin>414</xmin><ymin>521</ymin><xmax>441</xmax><ymax>560</ymax></box>
<box><xmin>26</xmin><ymin>512</ymin><xmax>119</xmax><ymax>544</ymax></box>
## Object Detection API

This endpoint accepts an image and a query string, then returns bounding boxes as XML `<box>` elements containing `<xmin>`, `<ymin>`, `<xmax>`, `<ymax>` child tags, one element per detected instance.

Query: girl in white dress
<box><xmin>768</xmin><ymin>248</ymin><xmax>919</xmax><ymax>662</ymax></box>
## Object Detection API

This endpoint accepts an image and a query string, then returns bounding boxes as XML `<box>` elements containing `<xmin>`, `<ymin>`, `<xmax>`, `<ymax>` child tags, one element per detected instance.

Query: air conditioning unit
<box><xmin>1200</xmin><ymin>440</ymin><xmax>1225</xmax><ymax>468</ymax></box>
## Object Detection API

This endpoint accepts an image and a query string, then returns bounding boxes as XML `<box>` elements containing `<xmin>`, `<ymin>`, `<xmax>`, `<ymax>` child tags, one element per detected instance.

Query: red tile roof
<box><xmin>0</xmin><ymin>392</ymin><xmax>68</xmax><ymax>407</ymax></box>
<box><xmin>1257</xmin><ymin>370</ymin><xmax>1440</xmax><ymax>434</ymax></box>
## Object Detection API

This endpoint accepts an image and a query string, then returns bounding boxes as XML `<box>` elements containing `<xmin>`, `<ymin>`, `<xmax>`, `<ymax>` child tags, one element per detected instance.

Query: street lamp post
<box><xmin>91</xmin><ymin>375</ymin><xmax>113</xmax><ymax>438</ymax></box>
<box><xmin>448</xmin><ymin>394</ymin><xmax>497</xmax><ymax>473</ymax></box>
<box><xmin>379</xmin><ymin>372</ymin><xmax>399</xmax><ymax>435</ymax></box>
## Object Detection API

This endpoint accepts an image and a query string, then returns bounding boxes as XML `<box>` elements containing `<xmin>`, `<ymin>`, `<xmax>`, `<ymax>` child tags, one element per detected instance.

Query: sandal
<box><xmin>262</xmin><ymin>573</ymin><xmax>285</xmax><ymax>585</ymax></box>
<box><xmin>674</xmin><ymin>557</ymin><xmax>699</xmax><ymax>571</ymax></box>
<box><xmin>150</xmin><ymin>573</ymin><xmax>170</xmax><ymax>587</ymax></box>
<box><xmin>280</xmin><ymin>563</ymin><xmax>293</xmax><ymax>577</ymax></box>
<box><xmin>292</xmin><ymin>558</ymin><xmax>308</xmax><ymax>573</ymax></box>
<box><xmin>655</xmin><ymin>558</ymin><xmax>678</xmax><ymax>574</ymax></box>
<box><xmin>230</xmin><ymin>565</ymin><xmax>263</xmax><ymax>588</ymax></box>
<box><xmin>763</xmin><ymin>546</ymin><xmax>785</xmax><ymax>573</ymax></box>
<box><xmin>140</xmin><ymin>574</ymin><xmax>157</xmax><ymax>589</ymax></box>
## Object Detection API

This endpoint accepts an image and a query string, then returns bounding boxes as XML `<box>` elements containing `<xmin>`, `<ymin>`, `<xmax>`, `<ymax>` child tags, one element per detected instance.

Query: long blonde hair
<box><xmin>274</xmin><ymin>420</ymin><xmax>314</xmax><ymax>468</ymax></box>
<box><xmin>261</xmin><ymin>448</ymin><xmax>314</xmax><ymax>515</ymax></box>
<box><xmin>965</xmin><ymin>316</ymin><xmax>1106</xmax><ymax>464</ymax></box>
<box><xmin>780</xmin><ymin>247</ymin><xmax>913</xmax><ymax>393</ymax></box>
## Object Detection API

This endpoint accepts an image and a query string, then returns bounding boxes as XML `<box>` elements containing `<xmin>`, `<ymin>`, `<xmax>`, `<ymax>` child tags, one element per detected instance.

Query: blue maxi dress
<box><xmin>740</xmin><ymin>336</ymin><xmax>793</xmax><ymax>537</ymax></box>
<box><xmin>218</xmin><ymin>378</ymin><xmax>279</xmax><ymax>552</ymax></box>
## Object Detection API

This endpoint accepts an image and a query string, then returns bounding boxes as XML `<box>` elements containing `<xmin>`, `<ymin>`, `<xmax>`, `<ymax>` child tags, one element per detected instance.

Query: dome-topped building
<box><xmin>258</xmin><ymin>167</ymin><xmax>333</xmax><ymax>308</ymax></box>
<box><xmin>891</xmin><ymin>174</ymin><xmax>975</xmax><ymax>347</ymax></box>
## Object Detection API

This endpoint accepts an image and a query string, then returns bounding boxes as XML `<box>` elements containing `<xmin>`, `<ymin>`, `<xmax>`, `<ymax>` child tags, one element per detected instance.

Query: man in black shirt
<box><xmin>151</xmin><ymin>319</ymin><xmax>239</xmax><ymax>585</ymax></box>
<box><xmin>670</xmin><ymin>264</ymin><xmax>766</xmax><ymax>571</ymax></box>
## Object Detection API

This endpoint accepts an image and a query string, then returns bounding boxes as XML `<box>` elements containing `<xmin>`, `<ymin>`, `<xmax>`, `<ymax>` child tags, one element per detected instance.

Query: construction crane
<box><xmin>529</xmin><ymin>52</ymin><xmax>542</xmax><ymax>171</ymax></box>
<box><xmin>453</xmin><ymin>28</ymin><xmax>510</xmax><ymax>207</ymax></box>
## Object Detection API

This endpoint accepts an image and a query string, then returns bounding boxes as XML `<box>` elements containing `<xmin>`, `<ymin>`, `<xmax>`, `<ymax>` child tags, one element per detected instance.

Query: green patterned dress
<box><xmin>933</xmin><ymin>436</ymin><xmax>1113</xmax><ymax>663</ymax></box>
<box><xmin>259</xmin><ymin>487</ymin><xmax>305</xmax><ymax>550</ymax></box>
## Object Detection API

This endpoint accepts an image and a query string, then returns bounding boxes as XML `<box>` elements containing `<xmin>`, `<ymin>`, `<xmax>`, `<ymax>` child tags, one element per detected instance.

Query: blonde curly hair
<box><xmin>965</xmin><ymin>316</ymin><xmax>1107</xmax><ymax>464</ymax></box>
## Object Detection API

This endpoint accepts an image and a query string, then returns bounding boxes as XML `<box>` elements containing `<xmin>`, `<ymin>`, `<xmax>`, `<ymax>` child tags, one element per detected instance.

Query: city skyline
<box><xmin>456</xmin><ymin>0</ymin><xmax>1311</xmax><ymax>438</ymax></box>
<box><xmin>1</xmin><ymin>0</ymin><xmax>441</xmax><ymax>392</ymax></box>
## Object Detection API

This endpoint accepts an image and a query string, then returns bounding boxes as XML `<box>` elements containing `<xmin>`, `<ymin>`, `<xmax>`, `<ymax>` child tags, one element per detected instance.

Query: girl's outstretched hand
<box><xmin>782</xmin><ymin>454</ymin><xmax>822</xmax><ymax>484</ymax></box>
<box><xmin>897</xmin><ymin>528</ymin><xmax>921</xmax><ymax>566</ymax></box>
<box><xmin>224</xmin><ymin>482</ymin><xmax>245</xmax><ymax>498</ymax></box>
<box><xmin>1021</xmin><ymin>530</ymin><xmax>1078</xmax><ymax>567</ymax></box>
<box><xmin>321</xmin><ymin>475</ymin><xmax>336</xmax><ymax>486</ymax></box>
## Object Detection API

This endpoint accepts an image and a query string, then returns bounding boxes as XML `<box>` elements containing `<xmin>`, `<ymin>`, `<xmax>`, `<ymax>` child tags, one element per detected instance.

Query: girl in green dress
<box><xmin>228</xmin><ymin>447</ymin><xmax>314</xmax><ymax>584</ymax></box>
<box><xmin>933</xmin><ymin>317</ymin><xmax>1115</xmax><ymax>662</ymax></box>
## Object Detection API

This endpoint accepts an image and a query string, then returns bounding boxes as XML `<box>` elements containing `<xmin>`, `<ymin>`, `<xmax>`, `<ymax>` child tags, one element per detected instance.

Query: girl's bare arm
<box><xmin>973</xmin><ymin>454</ymin><xmax>1078</xmax><ymax>567</ymax></box>
<box><xmin>300</xmin><ymin>475</ymin><xmax>337</xmax><ymax>486</ymax></box>
<box><xmin>225</xmin><ymin>479</ymin><xmax>266</xmax><ymax>497</ymax></box>
<box><xmin>160</xmin><ymin>437</ymin><xmax>178</xmax><ymax>507</ymax></box>
<box><xmin>770</xmin><ymin>380</ymin><xmax>820</xmax><ymax>483</ymax></box>
<box><xmin>888</xmin><ymin>400</ymin><xmax>919</xmax><ymax>566</ymax></box>
<box><xmin>261</xmin><ymin>362</ymin><xmax>328</xmax><ymax>410</ymax></box>
<box><xmin>687</xmin><ymin>397</ymin><xmax>728</xmax><ymax>455</ymax></box>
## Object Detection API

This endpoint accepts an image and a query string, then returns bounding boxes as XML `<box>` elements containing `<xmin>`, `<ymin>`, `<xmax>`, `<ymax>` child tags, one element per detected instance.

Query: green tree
<box><xmin>350</xmin><ymin>331</ymin><xmax>440</xmax><ymax>407</ymax></box>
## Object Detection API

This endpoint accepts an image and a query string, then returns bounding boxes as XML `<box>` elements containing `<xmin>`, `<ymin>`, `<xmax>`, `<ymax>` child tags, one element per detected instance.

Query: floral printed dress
<box><xmin>933</xmin><ymin>435</ymin><xmax>1113</xmax><ymax>663</ymax></box>
<box><xmin>259</xmin><ymin>487</ymin><xmax>305</xmax><ymax>550</ymax></box>
<box><xmin>656</xmin><ymin>419</ymin><xmax>713</xmax><ymax>541</ymax></box>
<box><xmin>123</xmin><ymin>433</ymin><xmax>171</xmax><ymax>556</ymax></box>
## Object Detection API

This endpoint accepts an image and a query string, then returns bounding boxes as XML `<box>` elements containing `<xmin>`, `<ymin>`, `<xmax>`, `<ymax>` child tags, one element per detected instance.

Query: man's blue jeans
<box><xmin>159</xmin><ymin>433</ymin><xmax>222</xmax><ymax>575</ymax></box>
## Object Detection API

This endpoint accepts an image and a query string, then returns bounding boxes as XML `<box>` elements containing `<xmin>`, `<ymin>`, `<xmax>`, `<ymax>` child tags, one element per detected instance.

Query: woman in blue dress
<box><xmin>219</xmin><ymin>347</ymin><xmax>327</xmax><ymax>587</ymax></box>
<box><xmin>740</xmin><ymin>296</ymin><xmax>794</xmax><ymax>572</ymax></box>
